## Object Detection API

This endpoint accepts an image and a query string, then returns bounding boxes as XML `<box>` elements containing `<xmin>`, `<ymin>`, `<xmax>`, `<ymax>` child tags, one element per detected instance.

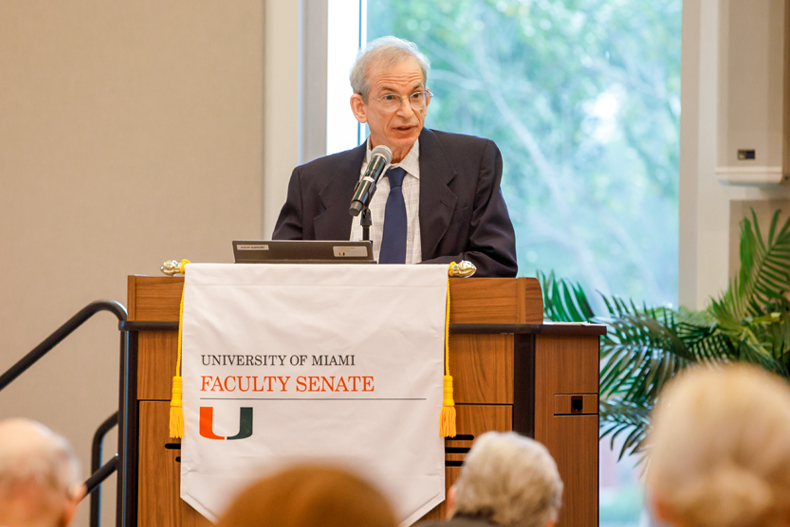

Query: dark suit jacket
<box><xmin>272</xmin><ymin>128</ymin><xmax>518</xmax><ymax>277</ymax></box>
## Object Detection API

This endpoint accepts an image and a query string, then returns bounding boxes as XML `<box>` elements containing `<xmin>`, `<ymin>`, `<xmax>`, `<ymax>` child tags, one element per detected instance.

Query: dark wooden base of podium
<box><xmin>127</xmin><ymin>276</ymin><xmax>601</xmax><ymax>527</ymax></box>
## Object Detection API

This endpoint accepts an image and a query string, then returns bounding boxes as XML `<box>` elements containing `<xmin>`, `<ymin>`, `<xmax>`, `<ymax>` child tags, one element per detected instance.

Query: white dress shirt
<box><xmin>349</xmin><ymin>139</ymin><xmax>422</xmax><ymax>264</ymax></box>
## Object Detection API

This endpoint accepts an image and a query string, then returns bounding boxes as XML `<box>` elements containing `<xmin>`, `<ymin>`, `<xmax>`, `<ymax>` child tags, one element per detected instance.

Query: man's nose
<box><xmin>397</xmin><ymin>97</ymin><xmax>416</xmax><ymax>118</ymax></box>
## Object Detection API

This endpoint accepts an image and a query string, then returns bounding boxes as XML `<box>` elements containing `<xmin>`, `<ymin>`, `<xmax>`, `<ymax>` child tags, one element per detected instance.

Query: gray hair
<box><xmin>451</xmin><ymin>431</ymin><xmax>563</xmax><ymax>527</ymax></box>
<box><xmin>0</xmin><ymin>419</ymin><xmax>81</xmax><ymax>499</ymax></box>
<box><xmin>349</xmin><ymin>36</ymin><xmax>430</xmax><ymax>101</ymax></box>
<box><xmin>648</xmin><ymin>365</ymin><xmax>790</xmax><ymax>527</ymax></box>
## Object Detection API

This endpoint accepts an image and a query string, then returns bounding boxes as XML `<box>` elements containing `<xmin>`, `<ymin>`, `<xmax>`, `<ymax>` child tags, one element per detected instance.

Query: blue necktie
<box><xmin>379</xmin><ymin>167</ymin><xmax>407</xmax><ymax>264</ymax></box>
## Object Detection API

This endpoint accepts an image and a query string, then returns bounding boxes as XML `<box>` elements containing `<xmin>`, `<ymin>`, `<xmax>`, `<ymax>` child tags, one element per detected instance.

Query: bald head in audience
<box><xmin>648</xmin><ymin>365</ymin><xmax>790</xmax><ymax>527</ymax></box>
<box><xmin>0</xmin><ymin>419</ymin><xmax>85</xmax><ymax>527</ymax></box>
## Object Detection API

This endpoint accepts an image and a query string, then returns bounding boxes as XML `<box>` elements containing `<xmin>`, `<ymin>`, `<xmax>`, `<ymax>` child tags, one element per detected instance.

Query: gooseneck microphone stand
<box><xmin>361</xmin><ymin>207</ymin><xmax>372</xmax><ymax>242</ymax></box>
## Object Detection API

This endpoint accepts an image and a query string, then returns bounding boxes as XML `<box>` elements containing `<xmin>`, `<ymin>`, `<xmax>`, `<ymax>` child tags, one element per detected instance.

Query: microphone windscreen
<box><xmin>371</xmin><ymin>145</ymin><xmax>393</xmax><ymax>164</ymax></box>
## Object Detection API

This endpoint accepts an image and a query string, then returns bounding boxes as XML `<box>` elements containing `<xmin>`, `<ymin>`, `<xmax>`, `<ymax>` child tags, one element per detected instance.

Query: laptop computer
<box><xmin>232</xmin><ymin>240</ymin><xmax>375</xmax><ymax>264</ymax></box>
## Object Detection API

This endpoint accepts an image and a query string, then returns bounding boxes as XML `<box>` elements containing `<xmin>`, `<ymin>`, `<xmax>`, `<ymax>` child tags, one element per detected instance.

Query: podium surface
<box><xmin>125</xmin><ymin>275</ymin><xmax>601</xmax><ymax>526</ymax></box>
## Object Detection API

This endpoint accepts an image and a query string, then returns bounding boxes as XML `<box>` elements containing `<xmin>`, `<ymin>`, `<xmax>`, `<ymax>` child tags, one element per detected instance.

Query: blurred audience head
<box><xmin>449</xmin><ymin>431</ymin><xmax>563</xmax><ymax>527</ymax></box>
<box><xmin>0</xmin><ymin>418</ymin><xmax>84</xmax><ymax>527</ymax></box>
<box><xmin>216</xmin><ymin>464</ymin><xmax>397</xmax><ymax>527</ymax></box>
<box><xmin>648</xmin><ymin>364</ymin><xmax>790</xmax><ymax>527</ymax></box>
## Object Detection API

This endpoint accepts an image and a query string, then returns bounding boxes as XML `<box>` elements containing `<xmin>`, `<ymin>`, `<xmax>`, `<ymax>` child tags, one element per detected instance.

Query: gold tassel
<box><xmin>440</xmin><ymin>375</ymin><xmax>456</xmax><ymax>437</ymax></box>
<box><xmin>441</xmin><ymin>263</ymin><xmax>457</xmax><ymax>437</ymax></box>
<box><xmin>170</xmin><ymin>376</ymin><xmax>185</xmax><ymax>438</ymax></box>
<box><xmin>169</xmin><ymin>259</ymin><xmax>190</xmax><ymax>438</ymax></box>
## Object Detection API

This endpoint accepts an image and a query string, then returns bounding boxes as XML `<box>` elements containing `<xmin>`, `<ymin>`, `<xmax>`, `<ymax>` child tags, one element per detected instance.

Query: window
<box><xmin>326</xmin><ymin>0</ymin><xmax>366</xmax><ymax>154</ymax></box>
<box><xmin>328</xmin><ymin>0</ymin><xmax>680</xmax><ymax>310</ymax></box>
<box><xmin>326</xmin><ymin>1</ymin><xmax>681</xmax><ymax>524</ymax></box>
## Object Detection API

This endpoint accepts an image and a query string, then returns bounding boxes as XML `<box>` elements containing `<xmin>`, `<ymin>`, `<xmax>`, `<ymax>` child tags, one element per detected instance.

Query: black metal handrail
<box><xmin>88</xmin><ymin>412</ymin><xmax>119</xmax><ymax>527</ymax></box>
<box><xmin>0</xmin><ymin>300</ymin><xmax>128</xmax><ymax>527</ymax></box>
<box><xmin>85</xmin><ymin>455</ymin><xmax>119</xmax><ymax>496</ymax></box>
<box><xmin>0</xmin><ymin>300</ymin><xmax>127</xmax><ymax>390</ymax></box>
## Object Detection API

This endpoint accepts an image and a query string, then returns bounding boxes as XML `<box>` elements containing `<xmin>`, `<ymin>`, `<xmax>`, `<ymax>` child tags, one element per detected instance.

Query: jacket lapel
<box><xmin>418</xmin><ymin>128</ymin><xmax>458</xmax><ymax>259</ymax></box>
<box><xmin>314</xmin><ymin>143</ymin><xmax>367</xmax><ymax>240</ymax></box>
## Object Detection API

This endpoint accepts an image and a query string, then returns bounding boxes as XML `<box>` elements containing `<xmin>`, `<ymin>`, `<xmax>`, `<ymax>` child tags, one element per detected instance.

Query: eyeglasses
<box><xmin>369</xmin><ymin>88</ymin><xmax>433</xmax><ymax>111</ymax></box>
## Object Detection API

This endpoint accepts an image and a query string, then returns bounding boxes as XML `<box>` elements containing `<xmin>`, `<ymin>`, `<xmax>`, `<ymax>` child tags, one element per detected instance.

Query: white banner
<box><xmin>180</xmin><ymin>264</ymin><xmax>448</xmax><ymax>526</ymax></box>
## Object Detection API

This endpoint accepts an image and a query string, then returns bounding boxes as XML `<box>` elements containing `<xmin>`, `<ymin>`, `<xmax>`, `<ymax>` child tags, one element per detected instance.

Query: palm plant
<box><xmin>541</xmin><ymin>210</ymin><xmax>790</xmax><ymax>461</ymax></box>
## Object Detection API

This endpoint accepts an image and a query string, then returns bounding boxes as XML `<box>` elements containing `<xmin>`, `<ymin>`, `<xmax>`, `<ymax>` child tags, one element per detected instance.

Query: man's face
<box><xmin>350</xmin><ymin>56</ymin><xmax>429</xmax><ymax>162</ymax></box>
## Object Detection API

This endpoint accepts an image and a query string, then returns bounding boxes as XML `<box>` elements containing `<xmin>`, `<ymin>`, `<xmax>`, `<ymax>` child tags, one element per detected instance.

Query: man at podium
<box><xmin>272</xmin><ymin>36</ymin><xmax>518</xmax><ymax>278</ymax></box>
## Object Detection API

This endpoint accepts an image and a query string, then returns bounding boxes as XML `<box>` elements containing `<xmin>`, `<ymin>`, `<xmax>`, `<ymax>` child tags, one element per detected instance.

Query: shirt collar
<box><xmin>365</xmin><ymin>138</ymin><xmax>420</xmax><ymax>178</ymax></box>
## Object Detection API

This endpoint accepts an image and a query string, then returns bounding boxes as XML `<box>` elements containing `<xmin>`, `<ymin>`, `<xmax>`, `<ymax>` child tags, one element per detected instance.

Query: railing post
<box><xmin>116</xmin><ymin>328</ymin><xmax>137</xmax><ymax>527</ymax></box>
<box><xmin>116</xmin><ymin>330</ymin><xmax>126</xmax><ymax>527</ymax></box>
<box><xmin>89</xmin><ymin>412</ymin><xmax>118</xmax><ymax>527</ymax></box>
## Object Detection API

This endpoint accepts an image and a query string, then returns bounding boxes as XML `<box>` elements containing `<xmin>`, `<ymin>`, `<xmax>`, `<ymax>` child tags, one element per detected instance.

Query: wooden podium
<box><xmin>125</xmin><ymin>276</ymin><xmax>602</xmax><ymax>527</ymax></box>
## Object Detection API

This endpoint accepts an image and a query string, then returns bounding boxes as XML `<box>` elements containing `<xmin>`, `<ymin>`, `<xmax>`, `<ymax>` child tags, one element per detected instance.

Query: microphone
<box><xmin>349</xmin><ymin>145</ymin><xmax>393</xmax><ymax>216</ymax></box>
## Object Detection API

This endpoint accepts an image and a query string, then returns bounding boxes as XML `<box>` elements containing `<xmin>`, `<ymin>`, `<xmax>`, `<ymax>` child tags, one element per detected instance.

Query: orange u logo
<box><xmin>199</xmin><ymin>407</ymin><xmax>253</xmax><ymax>440</ymax></box>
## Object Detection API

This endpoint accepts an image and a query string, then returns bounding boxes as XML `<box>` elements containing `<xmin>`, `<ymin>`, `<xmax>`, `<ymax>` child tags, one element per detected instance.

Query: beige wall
<box><xmin>680</xmin><ymin>0</ymin><xmax>790</xmax><ymax>309</ymax></box>
<box><xmin>263</xmin><ymin>1</ymin><xmax>299</xmax><ymax>235</ymax></box>
<box><xmin>0</xmin><ymin>2</ymin><xmax>299</xmax><ymax>525</ymax></box>
<box><xmin>729</xmin><ymin>200</ymin><xmax>790</xmax><ymax>278</ymax></box>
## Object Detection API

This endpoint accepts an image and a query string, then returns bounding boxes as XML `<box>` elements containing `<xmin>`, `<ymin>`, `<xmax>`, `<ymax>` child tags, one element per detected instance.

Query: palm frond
<box><xmin>713</xmin><ymin>210</ymin><xmax>790</xmax><ymax>321</ymax></box>
<box><xmin>599</xmin><ymin>400</ymin><xmax>651</xmax><ymax>461</ymax></box>
<box><xmin>540</xmin><ymin>209</ymin><xmax>790</xmax><ymax>461</ymax></box>
<box><xmin>538</xmin><ymin>270</ymin><xmax>595</xmax><ymax>322</ymax></box>
<box><xmin>600</xmin><ymin>311</ymin><xmax>705</xmax><ymax>405</ymax></box>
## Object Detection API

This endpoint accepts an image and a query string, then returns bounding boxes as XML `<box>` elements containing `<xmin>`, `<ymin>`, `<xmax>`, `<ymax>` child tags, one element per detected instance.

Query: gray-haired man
<box><xmin>273</xmin><ymin>36</ymin><xmax>517</xmax><ymax>278</ymax></box>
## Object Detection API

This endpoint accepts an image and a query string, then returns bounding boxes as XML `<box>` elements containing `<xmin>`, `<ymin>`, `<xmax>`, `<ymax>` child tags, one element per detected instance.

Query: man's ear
<box><xmin>350</xmin><ymin>94</ymin><xmax>368</xmax><ymax>123</ymax></box>
<box><xmin>446</xmin><ymin>485</ymin><xmax>456</xmax><ymax>519</ymax></box>
<box><xmin>650</xmin><ymin>493</ymin><xmax>675</xmax><ymax>524</ymax></box>
<box><xmin>60</xmin><ymin>484</ymin><xmax>86</xmax><ymax>527</ymax></box>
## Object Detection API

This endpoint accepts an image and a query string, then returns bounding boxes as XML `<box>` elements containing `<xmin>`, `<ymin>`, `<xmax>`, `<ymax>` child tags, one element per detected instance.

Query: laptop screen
<box><xmin>232</xmin><ymin>240</ymin><xmax>375</xmax><ymax>264</ymax></box>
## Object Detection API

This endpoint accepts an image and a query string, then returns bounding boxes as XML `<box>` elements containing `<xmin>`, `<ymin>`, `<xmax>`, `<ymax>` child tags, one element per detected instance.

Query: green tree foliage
<box><xmin>368</xmin><ymin>0</ymin><xmax>681</xmax><ymax>306</ymax></box>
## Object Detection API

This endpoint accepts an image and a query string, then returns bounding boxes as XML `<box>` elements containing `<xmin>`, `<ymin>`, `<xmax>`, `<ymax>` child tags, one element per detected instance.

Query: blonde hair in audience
<box><xmin>648</xmin><ymin>364</ymin><xmax>790</xmax><ymax>527</ymax></box>
<box><xmin>216</xmin><ymin>464</ymin><xmax>397</xmax><ymax>527</ymax></box>
<box><xmin>451</xmin><ymin>431</ymin><xmax>563</xmax><ymax>527</ymax></box>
